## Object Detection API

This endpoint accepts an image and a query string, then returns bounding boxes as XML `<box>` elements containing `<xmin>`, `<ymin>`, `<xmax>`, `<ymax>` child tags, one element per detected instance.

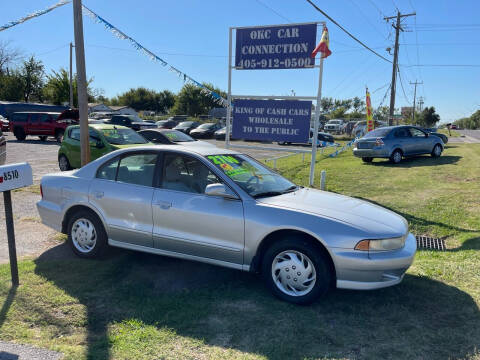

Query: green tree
<box><xmin>43</xmin><ymin>68</ymin><xmax>97</xmax><ymax>107</ymax></box>
<box><xmin>20</xmin><ymin>56</ymin><xmax>44</xmax><ymax>102</ymax></box>
<box><xmin>352</xmin><ymin>96</ymin><xmax>365</xmax><ymax>112</ymax></box>
<box><xmin>0</xmin><ymin>71</ymin><xmax>23</xmax><ymax>101</ymax></box>
<box><xmin>320</xmin><ymin>97</ymin><xmax>334</xmax><ymax>113</ymax></box>
<box><xmin>114</xmin><ymin>88</ymin><xmax>176</xmax><ymax>113</ymax></box>
<box><xmin>417</xmin><ymin>107</ymin><xmax>440</xmax><ymax>128</ymax></box>
<box><xmin>171</xmin><ymin>83</ymin><xmax>226</xmax><ymax>116</ymax></box>
<box><xmin>373</xmin><ymin>106</ymin><xmax>390</xmax><ymax>121</ymax></box>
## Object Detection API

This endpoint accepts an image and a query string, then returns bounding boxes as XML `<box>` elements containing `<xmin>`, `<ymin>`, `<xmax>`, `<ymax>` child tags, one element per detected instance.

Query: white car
<box><xmin>324</xmin><ymin>119</ymin><xmax>344</xmax><ymax>134</ymax></box>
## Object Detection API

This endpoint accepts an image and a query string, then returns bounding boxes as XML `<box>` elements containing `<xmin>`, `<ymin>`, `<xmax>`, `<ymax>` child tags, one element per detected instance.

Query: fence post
<box><xmin>273</xmin><ymin>158</ymin><xmax>277</xmax><ymax>170</ymax></box>
<box><xmin>320</xmin><ymin>170</ymin><xmax>326</xmax><ymax>191</ymax></box>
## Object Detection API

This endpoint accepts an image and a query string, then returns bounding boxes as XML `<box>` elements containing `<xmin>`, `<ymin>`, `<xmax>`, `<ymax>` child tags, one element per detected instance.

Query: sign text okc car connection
<box><xmin>232</xmin><ymin>99</ymin><xmax>311</xmax><ymax>142</ymax></box>
<box><xmin>235</xmin><ymin>23</ymin><xmax>317</xmax><ymax>70</ymax></box>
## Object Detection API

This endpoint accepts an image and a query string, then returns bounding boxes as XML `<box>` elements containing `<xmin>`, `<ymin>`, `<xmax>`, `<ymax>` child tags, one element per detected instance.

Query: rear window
<box><xmin>101</xmin><ymin>128</ymin><xmax>148</xmax><ymax>145</ymax></box>
<box><xmin>162</xmin><ymin>130</ymin><xmax>194</xmax><ymax>142</ymax></box>
<box><xmin>363</xmin><ymin>128</ymin><xmax>392</xmax><ymax>138</ymax></box>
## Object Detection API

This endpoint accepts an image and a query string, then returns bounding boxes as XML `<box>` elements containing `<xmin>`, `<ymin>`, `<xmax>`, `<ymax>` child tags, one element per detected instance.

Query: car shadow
<box><xmin>32</xmin><ymin>243</ymin><xmax>480</xmax><ymax>360</ymax></box>
<box><xmin>368</xmin><ymin>155</ymin><xmax>461</xmax><ymax>167</ymax></box>
<box><xmin>6</xmin><ymin>139</ymin><xmax>59</xmax><ymax>146</ymax></box>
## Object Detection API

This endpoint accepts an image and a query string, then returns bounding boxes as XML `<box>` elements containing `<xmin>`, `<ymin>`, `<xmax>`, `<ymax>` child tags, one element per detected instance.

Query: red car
<box><xmin>451</xmin><ymin>124</ymin><xmax>457</xmax><ymax>130</ymax></box>
<box><xmin>9</xmin><ymin>109</ymin><xmax>78</xmax><ymax>142</ymax></box>
<box><xmin>0</xmin><ymin>116</ymin><xmax>9</xmax><ymax>132</ymax></box>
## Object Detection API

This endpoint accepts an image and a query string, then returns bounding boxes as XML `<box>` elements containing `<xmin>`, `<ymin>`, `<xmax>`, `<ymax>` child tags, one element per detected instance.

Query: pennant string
<box><xmin>0</xmin><ymin>0</ymin><xmax>71</xmax><ymax>32</ymax></box>
<box><xmin>81</xmin><ymin>5</ymin><xmax>229</xmax><ymax>107</ymax></box>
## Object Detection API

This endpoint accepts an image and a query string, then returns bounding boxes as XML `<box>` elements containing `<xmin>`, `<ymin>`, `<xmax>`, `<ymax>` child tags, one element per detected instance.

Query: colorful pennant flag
<box><xmin>311</xmin><ymin>26</ymin><xmax>332</xmax><ymax>58</ymax></box>
<box><xmin>366</xmin><ymin>87</ymin><xmax>374</xmax><ymax>132</ymax></box>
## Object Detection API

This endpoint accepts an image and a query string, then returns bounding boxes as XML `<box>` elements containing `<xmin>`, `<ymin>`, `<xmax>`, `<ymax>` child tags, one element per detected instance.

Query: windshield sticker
<box><xmin>164</xmin><ymin>132</ymin><xmax>178</xmax><ymax>140</ymax></box>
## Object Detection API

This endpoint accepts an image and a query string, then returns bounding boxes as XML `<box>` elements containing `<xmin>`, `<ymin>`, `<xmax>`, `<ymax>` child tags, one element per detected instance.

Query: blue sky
<box><xmin>1</xmin><ymin>0</ymin><xmax>479</xmax><ymax>123</ymax></box>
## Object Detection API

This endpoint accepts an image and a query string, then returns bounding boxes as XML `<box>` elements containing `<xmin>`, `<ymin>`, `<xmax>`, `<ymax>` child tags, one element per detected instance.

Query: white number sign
<box><xmin>0</xmin><ymin>163</ymin><xmax>33</xmax><ymax>192</ymax></box>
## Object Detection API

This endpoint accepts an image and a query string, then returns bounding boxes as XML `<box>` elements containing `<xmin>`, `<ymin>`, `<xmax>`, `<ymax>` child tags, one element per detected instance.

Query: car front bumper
<box><xmin>331</xmin><ymin>232</ymin><xmax>417</xmax><ymax>290</ymax></box>
<box><xmin>353</xmin><ymin>147</ymin><xmax>390</xmax><ymax>158</ymax></box>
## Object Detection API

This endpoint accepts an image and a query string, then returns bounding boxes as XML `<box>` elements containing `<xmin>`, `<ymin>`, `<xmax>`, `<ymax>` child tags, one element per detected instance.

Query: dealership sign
<box><xmin>235</xmin><ymin>23</ymin><xmax>317</xmax><ymax>70</ymax></box>
<box><xmin>232</xmin><ymin>99</ymin><xmax>311</xmax><ymax>142</ymax></box>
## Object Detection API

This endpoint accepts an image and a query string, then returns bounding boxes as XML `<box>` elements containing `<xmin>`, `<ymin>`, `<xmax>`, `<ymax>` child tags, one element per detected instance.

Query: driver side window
<box><xmin>161</xmin><ymin>153</ymin><xmax>220</xmax><ymax>194</ymax></box>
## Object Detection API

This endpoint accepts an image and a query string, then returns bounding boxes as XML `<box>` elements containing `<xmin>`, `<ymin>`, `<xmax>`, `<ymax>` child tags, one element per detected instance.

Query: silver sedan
<box><xmin>37</xmin><ymin>145</ymin><xmax>416</xmax><ymax>304</ymax></box>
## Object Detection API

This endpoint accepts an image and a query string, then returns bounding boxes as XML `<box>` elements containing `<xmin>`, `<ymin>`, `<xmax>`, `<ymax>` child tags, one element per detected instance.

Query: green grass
<box><xmin>0</xmin><ymin>144</ymin><xmax>479</xmax><ymax>359</ymax></box>
<box><xmin>438</xmin><ymin>128</ymin><xmax>461</xmax><ymax>137</ymax></box>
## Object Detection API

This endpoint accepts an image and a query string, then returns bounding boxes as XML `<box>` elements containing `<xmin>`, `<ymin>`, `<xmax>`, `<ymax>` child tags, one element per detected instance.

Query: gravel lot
<box><xmin>0</xmin><ymin>341</ymin><xmax>62</xmax><ymax>360</ymax></box>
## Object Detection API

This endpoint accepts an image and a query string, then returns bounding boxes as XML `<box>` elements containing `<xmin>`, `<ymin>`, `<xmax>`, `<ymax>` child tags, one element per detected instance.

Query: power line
<box><xmin>398</xmin><ymin>68</ymin><xmax>411</xmax><ymax>104</ymax></box>
<box><xmin>254</xmin><ymin>0</ymin><xmax>291</xmax><ymax>22</ymax></box>
<box><xmin>37</xmin><ymin>43</ymin><xmax>70</xmax><ymax>56</ymax></box>
<box><xmin>346</xmin><ymin>0</ymin><xmax>387</xmax><ymax>39</ymax></box>
<box><xmin>304</xmin><ymin>0</ymin><xmax>392</xmax><ymax>63</ymax></box>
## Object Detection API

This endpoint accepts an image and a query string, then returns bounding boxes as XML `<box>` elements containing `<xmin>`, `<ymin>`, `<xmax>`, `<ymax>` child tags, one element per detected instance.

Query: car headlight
<box><xmin>354</xmin><ymin>236</ymin><xmax>406</xmax><ymax>251</ymax></box>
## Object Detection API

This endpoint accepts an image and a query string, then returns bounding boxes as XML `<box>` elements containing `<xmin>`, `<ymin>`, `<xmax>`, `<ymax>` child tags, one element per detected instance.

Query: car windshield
<box><xmin>198</xmin><ymin>123</ymin><xmax>214</xmax><ymax>129</ymax></box>
<box><xmin>101</xmin><ymin>128</ymin><xmax>149</xmax><ymax>145</ymax></box>
<box><xmin>206</xmin><ymin>154</ymin><xmax>298</xmax><ymax>198</ymax></box>
<box><xmin>362</xmin><ymin>128</ymin><xmax>392</xmax><ymax>138</ymax></box>
<box><xmin>177</xmin><ymin>121</ymin><xmax>193</xmax><ymax>127</ymax></box>
<box><xmin>161</xmin><ymin>130</ymin><xmax>195</xmax><ymax>142</ymax></box>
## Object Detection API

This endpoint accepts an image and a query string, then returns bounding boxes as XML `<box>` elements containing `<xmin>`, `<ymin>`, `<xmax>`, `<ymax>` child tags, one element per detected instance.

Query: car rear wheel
<box><xmin>55</xmin><ymin>130</ymin><xmax>64</xmax><ymax>143</ymax></box>
<box><xmin>262</xmin><ymin>237</ymin><xmax>331</xmax><ymax>304</ymax></box>
<box><xmin>14</xmin><ymin>128</ymin><xmax>26</xmax><ymax>141</ymax></box>
<box><xmin>58</xmin><ymin>154</ymin><xmax>72</xmax><ymax>171</ymax></box>
<box><xmin>431</xmin><ymin>144</ymin><xmax>442</xmax><ymax>158</ymax></box>
<box><xmin>39</xmin><ymin>136</ymin><xmax>47</xmax><ymax>141</ymax></box>
<box><xmin>67</xmin><ymin>210</ymin><xmax>107</xmax><ymax>258</ymax></box>
<box><xmin>390</xmin><ymin>149</ymin><xmax>403</xmax><ymax>164</ymax></box>
<box><xmin>362</xmin><ymin>157</ymin><xmax>373</xmax><ymax>163</ymax></box>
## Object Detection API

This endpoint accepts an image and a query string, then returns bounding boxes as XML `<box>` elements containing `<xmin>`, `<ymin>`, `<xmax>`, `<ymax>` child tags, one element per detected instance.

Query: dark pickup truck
<box><xmin>9</xmin><ymin>109</ymin><xmax>79</xmax><ymax>142</ymax></box>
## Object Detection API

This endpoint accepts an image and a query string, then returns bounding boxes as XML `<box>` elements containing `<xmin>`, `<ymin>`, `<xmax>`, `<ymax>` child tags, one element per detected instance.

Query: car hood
<box><xmin>110</xmin><ymin>143</ymin><xmax>151</xmax><ymax>149</ymax></box>
<box><xmin>257</xmin><ymin>188</ymin><xmax>408</xmax><ymax>237</ymax></box>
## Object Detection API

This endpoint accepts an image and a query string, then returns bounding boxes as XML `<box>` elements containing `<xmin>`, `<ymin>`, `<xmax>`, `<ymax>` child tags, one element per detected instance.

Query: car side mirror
<box><xmin>95</xmin><ymin>140</ymin><xmax>105</xmax><ymax>149</ymax></box>
<box><xmin>205</xmin><ymin>183</ymin><xmax>238</xmax><ymax>200</ymax></box>
<box><xmin>425</xmin><ymin>133</ymin><xmax>429</xmax><ymax>137</ymax></box>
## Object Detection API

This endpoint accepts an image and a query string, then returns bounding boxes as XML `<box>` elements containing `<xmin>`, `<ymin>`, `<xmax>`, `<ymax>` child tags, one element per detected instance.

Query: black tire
<box><xmin>262</xmin><ymin>237</ymin><xmax>332</xmax><ymax>305</ymax></box>
<box><xmin>362</xmin><ymin>157</ymin><xmax>373</xmax><ymax>163</ymax></box>
<box><xmin>67</xmin><ymin>210</ymin><xmax>108</xmax><ymax>258</ymax></box>
<box><xmin>390</xmin><ymin>149</ymin><xmax>403</xmax><ymax>164</ymax></box>
<box><xmin>14</xmin><ymin>127</ymin><xmax>26</xmax><ymax>141</ymax></box>
<box><xmin>431</xmin><ymin>144</ymin><xmax>442</xmax><ymax>158</ymax></box>
<box><xmin>58</xmin><ymin>154</ymin><xmax>72</xmax><ymax>171</ymax></box>
<box><xmin>55</xmin><ymin>129</ymin><xmax>64</xmax><ymax>143</ymax></box>
<box><xmin>39</xmin><ymin>136</ymin><xmax>48</xmax><ymax>141</ymax></box>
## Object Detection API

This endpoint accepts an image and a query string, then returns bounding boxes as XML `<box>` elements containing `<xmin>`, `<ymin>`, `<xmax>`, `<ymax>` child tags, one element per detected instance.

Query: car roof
<box><xmin>68</xmin><ymin>123</ymin><xmax>130</xmax><ymax>130</ymax></box>
<box><xmin>103</xmin><ymin>144</ymin><xmax>239</xmax><ymax>156</ymax></box>
<box><xmin>12</xmin><ymin>111</ymin><xmax>61</xmax><ymax>115</ymax></box>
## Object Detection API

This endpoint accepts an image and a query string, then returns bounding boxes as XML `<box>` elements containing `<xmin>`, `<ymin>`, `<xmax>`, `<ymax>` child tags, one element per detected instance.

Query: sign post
<box><xmin>0</xmin><ymin>163</ymin><xmax>33</xmax><ymax>286</ymax></box>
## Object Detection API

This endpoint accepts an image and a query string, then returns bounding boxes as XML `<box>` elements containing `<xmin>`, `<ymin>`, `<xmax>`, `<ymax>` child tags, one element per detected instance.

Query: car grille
<box><xmin>357</xmin><ymin>142</ymin><xmax>375</xmax><ymax>149</ymax></box>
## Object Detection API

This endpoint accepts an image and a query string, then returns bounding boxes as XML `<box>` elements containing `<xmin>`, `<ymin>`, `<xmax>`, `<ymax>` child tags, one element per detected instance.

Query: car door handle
<box><xmin>153</xmin><ymin>200</ymin><xmax>172</xmax><ymax>209</ymax></box>
<box><xmin>94</xmin><ymin>191</ymin><xmax>104</xmax><ymax>199</ymax></box>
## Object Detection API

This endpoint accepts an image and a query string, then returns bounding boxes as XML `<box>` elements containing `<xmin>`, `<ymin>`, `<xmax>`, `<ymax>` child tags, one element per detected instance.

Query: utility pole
<box><xmin>72</xmin><ymin>0</ymin><xmax>90</xmax><ymax>165</ymax></box>
<box><xmin>418</xmin><ymin>96</ymin><xmax>424</xmax><ymax>111</ymax></box>
<box><xmin>410</xmin><ymin>80</ymin><xmax>423</xmax><ymax>124</ymax></box>
<box><xmin>385</xmin><ymin>11</ymin><xmax>416</xmax><ymax>126</ymax></box>
<box><xmin>69</xmin><ymin>42</ymin><xmax>74</xmax><ymax>109</ymax></box>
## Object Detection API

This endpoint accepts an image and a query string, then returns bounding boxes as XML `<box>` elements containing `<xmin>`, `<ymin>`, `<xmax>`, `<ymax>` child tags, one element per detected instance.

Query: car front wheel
<box><xmin>431</xmin><ymin>144</ymin><xmax>442</xmax><ymax>158</ymax></box>
<box><xmin>58</xmin><ymin>154</ymin><xmax>72</xmax><ymax>171</ymax></box>
<box><xmin>67</xmin><ymin>210</ymin><xmax>107</xmax><ymax>258</ymax></box>
<box><xmin>390</xmin><ymin>149</ymin><xmax>403</xmax><ymax>164</ymax></box>
<box><xmin>262</xmin><ymin>237</ymin><xmax>332</xmax><ymax>304</ymax></box>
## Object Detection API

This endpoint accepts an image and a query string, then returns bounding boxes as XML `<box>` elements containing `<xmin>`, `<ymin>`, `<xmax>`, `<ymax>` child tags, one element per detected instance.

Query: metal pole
<box><xmin>69</xmin><ymin>42</ymin><xmax>74</xmax><ymax>109</ymax></box>
<box><xmin>309</xmin><ymin>53</ymin><xmax>325</xmax><ymax>186</ymax></box>
<box><xmin>412</xmin><ymin>81</ymin><xmax>417</xmax><ymax>124</ymax></box>
<box><xmin>3</xmin><ymin>191</ymin><xmax>19</xmax><ymax>286</ymax></box>
<box><xmin>225</xmin><ymin>27</ymin><xmax>233</xmax><ymax>149</ymax></box>
<box><xmin>388</xmin><ymin>11</ymin><xmax>401</xmax><ymax>126</ymax></box>
<box><xmin>72</xmin><ymin>0</ymin><xmax>90</xmax><ymax>166</ymax></box>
